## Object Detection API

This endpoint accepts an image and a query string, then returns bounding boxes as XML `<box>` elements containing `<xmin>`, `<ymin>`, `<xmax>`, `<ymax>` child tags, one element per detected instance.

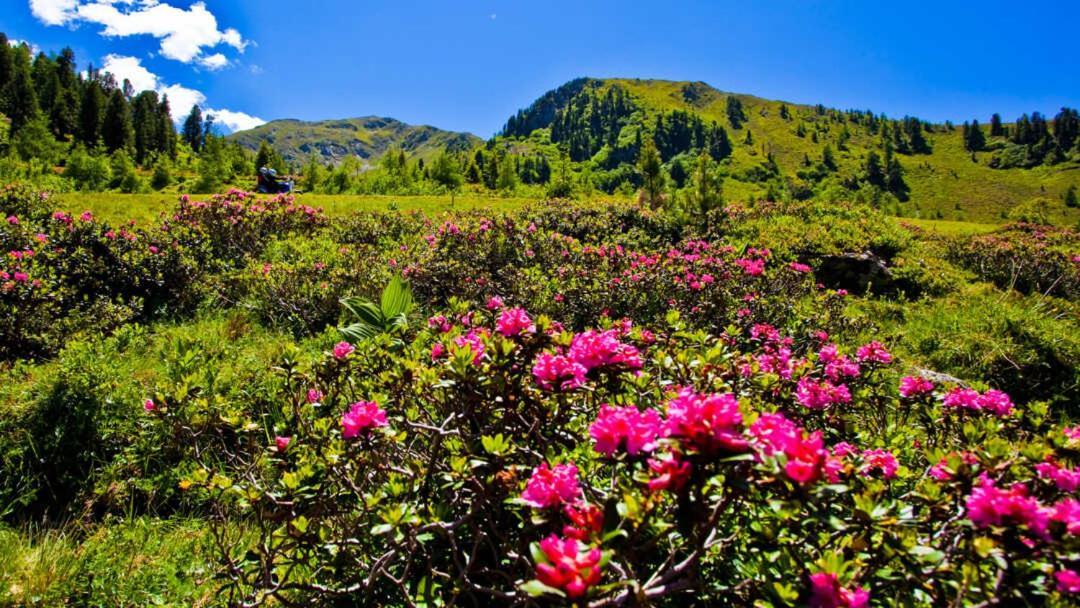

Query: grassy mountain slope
<box><xmin>501</xmin><ymin>78</ymin><xmax>1080</xmax><ymax>224</ymax></box>
<box><xmin>229</xmin><ymin>116</ymin><xmax>481</xmax><ymax>166</ymax></box>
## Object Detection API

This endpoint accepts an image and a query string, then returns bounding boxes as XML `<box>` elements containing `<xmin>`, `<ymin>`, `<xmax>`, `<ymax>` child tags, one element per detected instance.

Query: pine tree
<box><xmin>0</xmin><ymin>33</ymin><xmax>13</xmax><ymax>99</ymax></box>
<box><xmin>964</xmin><ymin>119</ymin><xmax>985</xmax><ymax>152</ymax></box>
<box><xmin>687</xmin><ymin>150</ymin><xmax>722</xmax><ymax>216</ymax></box>
<box><xmin>158</xmin><ymin>95</ymin><xmax>177</xmax><ymax>159</ymax></box>
<box><xmin>990</xmin><ymin>113</ymin><xmax>1004</xmax><ymax>137</ymax></box>
<box><xmin>1065</xmin><ymin>185</ymin><xmax>1077</xmax><ymax>208</ymax></box>
<box><xmin>863</xmin><ymin>151</ymin><xmax>885</xmax><ymax>188</ymax></box>
<box><xmin>3</xmin><ymin>43</ymin><xmax>40</xmax><ymax>131</ymax></box>
<box><xmin>254</xmin><ymin>140</ymin><xmax>284</xmax><ymax>172</ymax></box>
<box><xmin>726</xmin><ymin>96</ymin><xmax>746</xmax><ymax>129</ymax></box>
<box><xmin>132</xmin><ymin>90</ymin><xmax>161</xmax><ymax>164</ymax></box>
<box><xmin>79</xmin><ymin>78</ymin><xmax>106</xmax><ymax>146</ymax></box>
<box><xmin>182</xmin><ymin>105</ymin><xmax>204</xmax><ymax>152</ymax></box>
<box><xmin>102</xmin><ymin>87</ymin><xmax>134</xmax><ymax>153</ymax></box>
<box><xmin>822</xmin><ymin>144</ymin><xmax>837</xmax><ymax>171</ymax></box>
<box><xmin>637</xmin><ymin>138</ymin><xmax>664</xmax><ymax>209</ymax></box>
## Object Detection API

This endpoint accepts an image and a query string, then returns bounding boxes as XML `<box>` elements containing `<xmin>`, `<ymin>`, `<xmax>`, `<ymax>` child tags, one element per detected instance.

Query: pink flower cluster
<box><xmin>663</xmin><ymin>389</ymin><xmax>749</xmax><ymax>455</ymax></box>
<box><xmin>749</xmin><ymin>413</ymin><xmax>828</xmax><ymax>485</ymax></box>
<box><xmin>808</xmin><ymin>572</ymin><xmax>870</xmax><ymax>608</ymax></box>
<box><xmin>533</xmin><ymin>534</ymin><xmax>604</xmax><ymax>598</ymax></box>
<box><xmin>589</xmin><ymin>405</ymin><xmax>662</xmax><ymax>457</ymax></box>
<box><xmin>943</xmin><ymin>387</ymin><xmax>1014</xmax><ymax>416</ymax></box>
<box><xmin>495</xmin><ymin>307</ymin><xmax>535</xmax><ymax>338</ymax></box>
<box><xmin>521</xmin><ymin>462</ymin><xmax>582</xmax><ymax>508</ymax></box>
<box><xmin>898</xmin><ymin>375</ymin><xmax>934</xmax><ymax>398</ymax></box>
<box><xmin>532</xmin><ymin>353</ymin><xmax>588</xmax><ymax>391</ymax></box>
<box><xmin>341</xmin><ymin>400</ymin><xmax>388</xmax><ymax>439</ymax></box>
<box><xmin>1036</xmin><ymin>459</ymin><xmax>1080</xmax><ymax>493</ymax></box>
<box><xmin>796</xmin><ymin>377</ymin><xmax>852</xmax><ymax>410</ymax></box>
<box><xmin>533</xmin><ymin>329</ymin><xmax>642</xmax><ymax>391</ymax></box>
<box><xmin>966</xmin><ymin>475</ymin><xmax>1048</xmax><ymax>537</ymax></box>
<box><xmin>855</xmin><ymin>341</ymin><xmax>892</xmax><ymax>365</ymax></box>
<box><xmin>333</xmin><ymin>341</ymin><xmax>355</xmax><ymax>360</ymax></box>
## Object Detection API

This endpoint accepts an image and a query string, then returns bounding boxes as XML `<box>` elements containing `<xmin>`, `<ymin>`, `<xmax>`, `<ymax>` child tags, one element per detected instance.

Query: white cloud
<box><xmin>100</xmin><ymin>54</ymin><xmax>264</xmax><ymax>132</ymax></box>
<box><xmin>204</xmin><ymin>108</ymin><xmax>265</xmax><ymax>132</ymax></box>
<box><xmin>29</xmin><ymin>0</ymin><xmax>249</xmax><ymax>68</ymax></box>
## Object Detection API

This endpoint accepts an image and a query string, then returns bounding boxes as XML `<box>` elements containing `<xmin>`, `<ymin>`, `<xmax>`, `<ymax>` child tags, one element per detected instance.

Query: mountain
<box><xmin>497</xmin><ymin>78</ymin><xmax>1080</xmax><ymax>224</ymax></box>
<box><xmin>228</xmin><ymin>116</ymin><xmax>482</xmax><ymax>166</ymax></box>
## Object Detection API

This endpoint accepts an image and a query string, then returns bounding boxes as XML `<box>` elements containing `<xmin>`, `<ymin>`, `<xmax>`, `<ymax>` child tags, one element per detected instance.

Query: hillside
<box><xmin>498</xmin><ymin>78</ymin><xmax>1080</xmax><ymax>224</ymax></box>
<box><xmin>228</xmin><ymin>116</ymin><xmax>482</xmax><ymax>166</ymax></box>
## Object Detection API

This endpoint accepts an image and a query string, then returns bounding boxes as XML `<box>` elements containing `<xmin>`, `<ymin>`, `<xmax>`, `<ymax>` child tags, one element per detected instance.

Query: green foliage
<box><xmin>339</xmin><ymin>276</ymin><xmax>414</xmax><ymax>343</ymax></box>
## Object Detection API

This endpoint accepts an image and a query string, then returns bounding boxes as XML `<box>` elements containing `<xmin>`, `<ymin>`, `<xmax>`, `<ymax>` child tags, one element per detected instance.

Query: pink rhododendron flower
<box><xmin>521</xmin><ymin>462</ymin><xmax>581</xmax><ymax>508</ymax></box>
<box><xmin>333</xmin><ymin>341</ymin><xmax>355</xmax><ymax>359</ymax></box>
<box><xmin>861</xmin><ymin>449</ymin><xmax>899</xmax><ymax>479</ymax></box>
<box><xmin>568</xmin><ymin>330</ymin><xmax>642</xmax><ymax>371</ymax></box>
<box><xmin>796</xmin><ymin>377</ymin><xmax>852</xmax><ymax>410</ymax></box>
<box><xmin>1065</xmin><ymin>426</ymin><xmax>1080</xmax><ymax>442</ymax></box>
<box><xmin>485</xmin><ymin>296</ymin><xmax>504</xmax><ymax>310</ymax></box>
<box><xmin>563</xmin><ymin>503</ymin><xmax>604</xmax><ymax>541</ymax></box>
<box><xmin>789</xmin><ymin>261</ymin><xmax>812</xmax><ymax>273</ymax></box>
<box><xmin>662</xmin><ymin>389</ymin><xmax>748</xmax><ymax>455</ymax></box>
<box><xmin>453</xmin><ymin>329</ymin><xmax>487</xmax><ymax>364</ymax></box>
<box><xmin>856</xmin><ymin>341</ymin><xmax>892</xmax><ymax>364</ymax></box>
<box><xmin>427</xmin><ymin>314</ymin><xmax>452</xmax><ymax>332</ymax></box>
<box><xmin>496</xmin><ymin>307</ymin><xmax>535</xmax><ymax>337</ymax></box>
<box><xmin>1055</xmin><ymin>569</ymin><xmax>1080</xmax><ymax>594</ymax></box>
<box><xmin>647</xmin><ymin>453</ymin><xmax>692</xmax><ymax>493</ymax></box>
<box><xmin>1036</xmin><ymin>460</ymin><xmax>1080</xmax><ymax>493</ymax></box>
<box><xmin>589</xmin><ymin>405</ymin><xmax>662</xmax><ymax>457</ymax></box>
<box><xmin>533</xmin><ymin>534</ymin><xmax>603</xmax><ymax>598</ymax></box>
<box><xmin>430</xmin><ymin>342</ymin><xmax>446</xmax><ymax>360</ymax></box>
<box><xmin>533</xmin><ymin>353</ymin><xmax>587</xmax><ymax>391</ymax></box>
<box><xmin>978</xmin><ymin>389</ymin><xmax>1014</xmax><ymax>416</ymax></box>
<box><xmin>1051</xmin><ymin>499</ymin><xmax>1080</xmax><ymax>535</ymax></box>
<box><xmin>79</xmin><ymin>211</ymin><xmax>93</xmax><ymax>222</ymax></box>
<box><xmin>341</xmin><ymin>400</ymin><xmax>388</xmax><ymax>439</ymax></box>
<box><xmin>306</xmin><ymin>389</ymin><xmax>323</xmax><ymax>404</ymax></box>
<box><xmin>5</xmin><ymin>215</ymin><xmax>17</xmax><ymax>225</ymax></box>
<box><xmin>735</xmin><ymin>257</ymin><xmax>766</xmax><ymax>276</ymax></box>
<box><xmin>275</xmin><ymin>436</ymin><xmax>291</xmax><ymax>452</ymax></box>
<box><xmin>899</xmin><ymin>376</ymin><xmax>934</xmax><ymax>398</ymax></box>
<box><xmin>749</xmin><ymin>412</ymin><xmax>800</xmax><ymax>457</ymax></box>
<box><xmin>784</xmin><ymin>431</ymin><xmax>827</xmax><ymax>485</ymax></box>
<box><xmin>965</xmin><ymin>475</ymin><xmax>1048</xmax><ymax>537</ymax></box>
<box><xmin>143</xmin><ymin>399</ymin><xmax>156</xmax><ymax>412</ymax></box>
<box><xmin>808</xmin><ymin>572</ymin><xmax>870</xmax><ymax>608</ymax></box>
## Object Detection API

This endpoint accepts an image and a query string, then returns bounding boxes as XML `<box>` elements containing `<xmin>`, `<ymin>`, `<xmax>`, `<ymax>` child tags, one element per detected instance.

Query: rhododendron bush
<box><xmin>149</xmin><ymin>302</ymin><xmax>1075</xmax><ymax>606</ymax></box>
<box><xmin>2</xmin><ymin>186</ymin><xmax>1078</xmax><ymax>606</ymax></box>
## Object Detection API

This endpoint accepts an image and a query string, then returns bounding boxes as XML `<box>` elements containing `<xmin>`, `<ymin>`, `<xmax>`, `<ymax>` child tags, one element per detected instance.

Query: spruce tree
<box><xmin>158</xmin><ymin>95</ymin><xmax>177</xmax><ymax>159</ymax></box>
<box><xmin>102</xmin><ymin>87</ymin><xmax>134</xmax><ymax>153</ymax></box>
<box><xmin>637</xmin><ymin>138</ymin><xmax>664</xmax><ymax>209</ymax></box>
<box><xmin>990</xmin><ymin>113</ymin><xmax>1004</xmax><ymax>137</ymax></box>
<box><xmin>822</xmin><ymin>144</ymin><xmax>837</xmax><ymax>171</ymax></box>
<box><xmin>182</xmin><ymin>105</ymin><xmax>204</xmax><ymax>152</ymax></box>
<box><xmin>79</xmin><ymin>79</ymin><xmax>106</xmax><ymax>146</ymax></box>
<box><xmin>3</xmin><ymin>43</ymin><xmax>40</xmax><ymax>130</ymax></box>
<box><xmin>964</xmin><ymin>119</ymin><xmax>985</xmax><ymax>151</ymax></box>
<box><xmin>726</xmin><ymin>96</ymin><xmax>746</xmax><ymax>129</ymax></box>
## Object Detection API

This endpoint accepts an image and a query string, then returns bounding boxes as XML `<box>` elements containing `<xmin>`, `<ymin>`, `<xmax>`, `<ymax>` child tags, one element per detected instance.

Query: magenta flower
<box><xmin>485</xmin><ymin>296</ymin><xmax>505</xmax><ymax>310</ymax></box>
<box><xmin>663</xmin><ymin>389</ymin><xmax>748</xmax><ymax>455</ymax></box>
<box><xmin>784</xmin><ymin>431</ymin><xmax>827</xmax><ymax>485</ymax></box>
<box><xmin>521</xmin><ymin>462</ymin><xmax>581</xmax><ymax>508</ymax></box>
<box><xmin>796</xmin><ymin>377</ymin><xmax>852</xmax><ymax>410</ymax></box>
<box><xmin>965</xmin><ymin>475</ymin><xmax>1048</xmax><ymax>537</ymax></box>
<box><xmin>275</xmin><ymin>436</ymin><xmax>291</xmax><ymax>452</ymax></box>
<box><xmin>143</xmin><ymin>399</ymin><xmax>156</xmax><ymax>412</ymax></box>
<box><xmin>1036</xmin><ymin>460</ymin><xmax>1080</xmax><ymax>493</ymax></box>
<box><xmin>453</xmin><ymin>329</ymin><xmax>487</xmax><ymax>364</ymax></box>
<box><xmin>898</xmin><ymin>375</ymin><xmax>934</xmax><ymax>398</ymax></box>
<box><xmin>533</xmin><ymin>534</ymin><xmax>603</xmax><ymax>598</ymax></box>
<box><xmin>1051</xmin><ymin>499</ymin><xmax>1080</xmax><ymax>535</ymax></box>
<box><xmin>860</xmin><ymin>449</ymin><xmax>899</xmax><ymax>479</ymax></box>
<box><xmin>856</xmin><ymin>341</ymin><xmax>892</xmax><ymax>364</ymax></box>
<box><xmin>495</xmin><ymin>307</ymin><xmax>536</xmax><ymax>338</ymax></box>
<box><xmin>748</xmin><ymin>412</ymin><xmax>801</xmax><ymax>457</ymax></box>
<box><xmin>567</xmin><ymin>329</ymin><xmax>642</xmax><ymax>372</ymax></box>
<box><xmin>589</xmin><ymin>405</ymin><xmax>663</xmax><ymax>457</ymax></box>
<box><xmin>978</xmin><ymin>389</ymin><xmax>1014</xmax><ymax>416</ymax></box>
<box><xmin>647</xmin><ymin>453</ymin><xmax>692</xmax><ymax>493</ymax></box>
<box><xmin>789</xmin><ymin>261</ymin><xmax>812</xmax><ymax>273</ymax></box>
<box><xmin>5</xmin><ymin>215</ymin><xmax>17</xmax><ymax>225</ymax></box>
<box><xmin>341</xmin><ymin>400</ymin><xmax>388</xmax><ymax>439</ymax></box>
<box><xmin>333</xmin><ymin>341</ymin><xmax>355</xmax><ymax>359</ymax></box>
<box><xmin>306</xmin><ymin>389</ymin><xmax>323</xmax><ymax>404</ymax></box>
<box><xmin>533</xmin><ymin>352</ymin><xmax>587</xmax><ymax>391</ymax></box>
<box><xmin>1055</xmin><ymin>570</ymin><xmax>1080</xmax><ymax>594</ymax></box>
<box><xmin>808</xmin><ymin>572</ymin><xmax>870</xmax><ymax>608</ymax></box>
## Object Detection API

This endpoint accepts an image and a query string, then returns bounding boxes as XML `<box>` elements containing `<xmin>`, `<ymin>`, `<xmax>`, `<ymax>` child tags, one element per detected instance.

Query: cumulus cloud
<box><xmin>30</xmin><ymin>0</ymin><xmax>247</xmax><ymax>69</ymax></box>
<box><xmin>101</xmin><ymin>54</ymin><xmax>264</xmax><ymax>132</ymax></box>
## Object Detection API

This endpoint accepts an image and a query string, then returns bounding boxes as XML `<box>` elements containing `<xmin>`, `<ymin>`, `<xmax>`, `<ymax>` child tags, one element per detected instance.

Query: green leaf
<box><xmin>380</xmin><ymin>276</ymin><xmax>414</xmax><ymax>319</ymax></box>
<box><xmin>519</xmin><ymin>579</ymin><xmax>564</xmax><ymax>598</ymax></box>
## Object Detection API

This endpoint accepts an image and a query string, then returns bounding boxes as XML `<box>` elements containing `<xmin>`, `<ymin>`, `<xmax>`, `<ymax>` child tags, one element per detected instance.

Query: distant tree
<box><xmin>964</xmin><ymin>119</ymin><xmax>986</xmax><ymax>152</ymax></box>
<box><xmin>637</xmin><ymin>138</ymin><xmax>664</xmax><ymax>209</ymax></box>
<box><xmin>795</xmin><ymin>122</ymin><xmax>806</xmax><ymax>138</ymax></box>
<box><xmin>0</xmin><ymin>112</ymin><xmax>9</xmax><ymax>152</ymax></box>
<box><xmin>822</xmin><ymin>144</ymin><xmax>838</xmax><ymax>171</ymax></box>
<box><xmin>1065</xmin><ymin>184</ymin><xmax>1078</xmax><ymax>208</ymax></box>
<box><xmin>863</xmin><ymin>150</ymin><xmax>885</xmax><ymax>189</ymax></box>
<box><xmin>429</xmin><ymin>150</ymin><xmax>463</xmax><ymax>198</ymax></box>
<box><xmin>726</xmin><ymin>96</ymin><xmax>746</xmax><ymax>129</ymax></box>
<box><xmin>182</xmin><ymin>105</ymin><xmax>205</xmax><ymax>152</ymax></box>
<box><xmin>301</xmin><ymin>153</ymin><xmax>326</xmax><ymax>192</ymax></box>
<box><xmin>254</xmin><ymin>140</ymin><xmax>285</xmax><ymax>173</ymax></box>
<box><xmin>151</xmin><ymin>157</ymin><xmax>173</xmax><ymax>190</ymax></box>
<box><xmin>668</xmin><ymin>156</ymin><xmax>689</xmax><ymax>188</ymax></box>
<box><xmin>79</xmin><ymin>78</ymin><xmax>106</xmax><ymax>146</ymax></box>
<box><xmin>496</xmin><ymin>153</ymin><xmax>518</xmax><ymax>191</ymax></box>
<box><xmin>132</xmin><ymin>90</ymin><xmax>161</xmax><ymax>164</ymax></box>
<box><xmin>0</xmin><ymin>34</ymin><xmax>13</xmax><ymax>99</ymax></box>
<box><xmin>1053</xmin><ymin>107</ymin><xmax>1079</xmax><ymax>153</ymax></box>
<box><xmin>158</xmin><ymin>95</ymin><xmax>177</xmax><ymax>159</ymax></box>
<box><xmin>990</xmin><ymin>113</ymin><xmax>1004</xmax><ymax>137</ymax></box>
<box><xmin>546</xmin><ymin>151</ymin><xmax>575</xmax><ymax>199</ymax></box>
<box><xmin>3</xmin><ymin>42</ymin><xmax>40</xmax><ymax>130</ymax></box>
<box><xmin>743</xmin><ymin>130</ymin><xmax>753</xmax><ymax>145</ymax></box>
<box><xmin>102</xmin><ymin>88</ymin><xmax>134</xmax><ymax>153</ymax></box>
<box><xmin>686</xmin><ymin>150</ymin><xmax>722</xmax><ymax>216</ymax></box>
<box><xmin>778</xmin><ymin>103</ymin><xmax>790</xmax><ymax>120</ymax></box>
<box><xmin>13</xmin><ymin>115</ymin><xmax>63</xmax><ymax>162</ymax></box>
<box><xmin>64</xmin><ymin>145</ymin><xmax>111</xmax><ymax>190</ymax></box>
<box><xmin>464</xmin><ymin>159</ymin><xmax>481</xmax><ymax>184</ymax></box>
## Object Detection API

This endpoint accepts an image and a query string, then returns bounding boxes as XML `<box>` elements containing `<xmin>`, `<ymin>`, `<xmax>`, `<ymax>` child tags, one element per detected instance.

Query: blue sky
<box><xmin>4</xmin><ymin>1</ymin><xmax>1079</xmax><ymax>136</ymax></box>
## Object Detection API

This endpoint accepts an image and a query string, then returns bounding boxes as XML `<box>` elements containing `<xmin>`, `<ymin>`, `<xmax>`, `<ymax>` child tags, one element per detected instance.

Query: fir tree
<box><xmin>726</xmin><ymin>96</ymin><xmax>746</xmax><ymax>129</ymax></box>
<box><xmin>102</xmin><ymin>88</ymin><xmax>134</xmax><ymax>153</ymax></box>
<box><xmin>964</xmin><ymin>119</ymin><xmax>985</xmax><ymax>152</ymax></box>
<box><xmin>182</xmin><ymin>105</ymin><xmax>205</xmax><ymax>152</ymax></box>
<box><xmin>637</xmin><ymin>137</ymin><xmax>664</xmax><ymax>209</ymax></box>
<box><xmin>990</xmin><ymin>113</ymin><xmax>1004</xmax><ymax>137</ymax></box>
